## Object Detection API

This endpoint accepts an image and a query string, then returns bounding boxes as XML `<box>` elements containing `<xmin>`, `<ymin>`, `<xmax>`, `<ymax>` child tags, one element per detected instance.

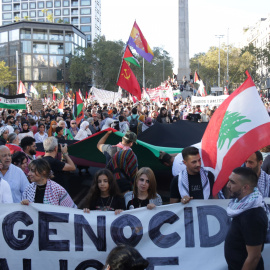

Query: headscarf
<box><xmin>48</xmin><ymin>121</ymin><xmax>57</xmax><ymax>137</ymax></box>
<box><xmin>21</xmin><ymin>121</ymin><xmax>30</xmax><ymax>133</ymax></box>
<box><xmin>80</xmin><ymin>121</ymin><xmax>89</xmax><ymax>130</ymax></box>
<box><xmin>107</xmin><ymin>149</ymin><xmax>138</xmax><ymax>184</ymax></box>
<box><xmin>101</xmin><ymin>118</ymin><xmax>114</xmax><ymax>131</ymax></box>
<box><xmin>138</xmin><ymin>115</ymin><xmax>145</xmax><ymax>122</ymax></box>
<box><xmin>0</xmin><ymin>126</ymin><xmax>8</xmax><ymax>137</ymax></box>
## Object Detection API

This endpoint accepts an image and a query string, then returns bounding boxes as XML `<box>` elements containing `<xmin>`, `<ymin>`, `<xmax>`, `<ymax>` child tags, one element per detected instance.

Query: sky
<box><xmin>101</xmin><ymin>0</ymin><xmax>270</xmax><ymax>73</ymax></box>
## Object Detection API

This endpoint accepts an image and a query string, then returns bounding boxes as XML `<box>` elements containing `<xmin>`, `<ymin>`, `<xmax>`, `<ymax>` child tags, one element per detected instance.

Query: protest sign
<box><xmin>0</xmin><ymin>94</ymin><xmax>26</xmax><ymax>109</ymax></box>
<box><xmin>91</xmin><ymin>87</ymin><xmax>121</xmax><ymax>105</ymax></box>
<box><xmin>191</xmin><ymin>95</ymin><xmax>229</xmax><ymax>108</ymax></box>
<box><xmin>32</xmin><ymin>99</ymin><xmax>43</xmax><ymax>111</ymax></box>
<box><xmin>0</xmin><ymin>200</ymin><xmax>269</xmax><ymax>269</ymax></box>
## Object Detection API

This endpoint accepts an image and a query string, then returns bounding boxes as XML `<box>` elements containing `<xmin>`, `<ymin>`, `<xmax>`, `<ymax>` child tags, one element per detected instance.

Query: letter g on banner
<box><xmin>110</xmin><ymin>214</ymin><xmax>143</xmax><ymax>247</ymax></box>
<box><xmin>2</xmin><ymin>211</ymin><xmax>34</xmax><ymax>250</ymax></box>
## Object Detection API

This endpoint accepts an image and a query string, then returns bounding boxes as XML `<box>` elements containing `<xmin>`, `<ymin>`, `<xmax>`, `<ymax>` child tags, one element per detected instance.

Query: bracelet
<box><xmin>63</xmin><ymin>152</ymin><xmax>69</xmax><ymax>156</ymax></box>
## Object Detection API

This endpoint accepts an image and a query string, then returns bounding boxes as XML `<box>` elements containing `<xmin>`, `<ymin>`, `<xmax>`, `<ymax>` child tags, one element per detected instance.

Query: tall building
<box><xmin>0</xmin><ymin>0</ymin><xmax>101</xmax><ymax>45</ymax></box>
<box><xmin>0</xmin><ymin>21</ymin><xmax>87</xmax><ymax>95</ymax></box>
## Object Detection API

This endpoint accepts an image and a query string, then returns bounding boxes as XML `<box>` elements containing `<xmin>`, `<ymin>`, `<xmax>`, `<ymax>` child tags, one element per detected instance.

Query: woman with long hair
<box><xmin>21</xmin><ymin>159</ymin><xmax>76</xmax><ymax>208</ymax></box>
<box><xmin>18</xmin><ymin>121</ymin><xmax>34</xmax><ymax>141</ymax></box>
<box><xmin>47</xmin><ymin>120</ymin><xmax>57</xmax><ymax>137</ymax></box>
<box><xmin>79</xmin><ymin>169</ymin><xmax>125</xmax><ymax>213</ymax></box>
<box><xmin>125</xmin><ymin>167</ymin><xmax>162</xmax><ymax>210</ymax></box>
<box><xmin>156</xmin><ymin>107</ymin><xmax>171</xmax><ymax>124</ymax></box>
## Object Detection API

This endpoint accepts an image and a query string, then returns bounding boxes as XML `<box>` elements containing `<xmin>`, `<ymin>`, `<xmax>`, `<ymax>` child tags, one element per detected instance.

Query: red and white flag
<box><xmin>201</xmin><ymin>71</ymin><xmax>270</xmax><ymax>196</ymax></box>
<box><xmin>224</xmin><ymin>87</ymin><xmax>229</xmax><ymax>95</ymax></box>
<box><xmin>17</xmin><ymin>81</ymin><xmax>27</xmax><ymax>94</ymax></box>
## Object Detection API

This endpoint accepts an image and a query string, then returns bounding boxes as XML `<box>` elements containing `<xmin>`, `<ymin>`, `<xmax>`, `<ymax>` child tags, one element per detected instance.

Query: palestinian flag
<box><xmin>0</xmin><ymin>93</ymin><xmax>26</xmax><ymax>109</ymax></box>
<box><xmin>17</xmin><ymin>81</ymin><xmax>27</xmax><ymax>95</ymax></box>
<box><xmin>201</xmin><ymin>71</ymin><xmax>270</xmax><ymax>196</ymax></box>
<box><xmin>58</xmin><ymin>98</ymin><xmax>64</xmax><ymax>113</ymax></box>
<box><xmin>123</xmin><ymin>45</ymin><xmax>140</xmax><ymax>67</ymax></box>
<box><xmin>194</xmin><ymin>71</ymin><xmax>200</xmax><ymax>83</ymax></box>
<box><xmin>194</xmin><ymin>71</ymin><xmax>207</xmax><ymax>97</ymax></box>
<box><xmin>73</xmin><ymin>91</ymin><xmax>84</xmax><ymax>124</ymax></box>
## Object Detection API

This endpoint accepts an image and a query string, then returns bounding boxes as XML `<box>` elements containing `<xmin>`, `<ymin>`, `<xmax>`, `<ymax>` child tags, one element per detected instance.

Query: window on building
<box><xmin>71</xmin><ymin>18</ymin><xmax>78</xmax><ymax>24</ymax></box>
<box><xmin>0</xmin><ymin>44</ymin><xmax>8</xmax><ymax>57</ymax></box>
<box><xmin>63</xmin><ymin>0</ymin><xmax>70</xmax><ymax>7</ymax></box>
<box><xmin>21</xmin><ymin>3</ymin><xmax>28</xmax><ymax>9</ymax></box>
<box><xmin>23</xmin><ymin>55</ymin><xmax>32</xmax><ymax>66</ymax></box>
<box><xmin>63</xmin><ymin>17</ymin><xmax>70</xmax><ymax>23</ymax></box>
<box><xmin>21</xmin><ymin>40</ymin><xmax>32</xmax><ymax>53</ymax></box>
<box><xmin>21</xmin><ymin>11</ymin><xmax>28</xmax><ymax>18</ymax></box>
<box><xmin>80</xmin><ymin>17</ymin><xmax>90</xmax><ymax>24</ymax></box>
<box><xmin>46</xmin><ymin>1</ymin><xmax>53</xmax><ymax>8</ymax></box>
<box><xmin>33</xmin><ymin>43</ymin><xmax>48</xmax><ymax>54</ymax></box>
<box><xmin>9</xmin><ymin>41</ymin><xmax>19</xmax><ymax>55</ymax></box>
<box><xmin>38</xmin><ymin>19</ymin><xmax>45</xmax><ymax>22</ymax></box>
<box><xmin>13</xmin><ymin>4</ymin><xmax>20</xmax><ymax>10</ymax></box>
<box><xmin>65</xmin><ymin>32</ymin><xmax>73</xmax><ymax>41</ymax></box>
<box><xmin>80</xmin><ymin>25</ymin><xmax>91</xmax><ymax>32</ymax></box>
<box><xmin>33</xmin><ymin>55</ymin><xmax>48</xmax><ymax>67</ymax></box>
<box><xmin>33</xmin><ymin>68</ymin><xmax>48</xmax><ymax>81</ymax></box>
<box><xmin>80</xmin><ymin>8</ymin><xmax>91</xmax><ymax>15</ymax></box>
<box><xmin>49</xmin><ymin>30</ymin><xmax>63</xmax><ymax>41</ymax></box>
<box><xmin>9</xmin><ymin>29</ymin><xmax>19</xmax><ymax>42</ymax></box>
<box><xmin>2</xmin><ymin>21</ymin><xmax>12</xmax><ymax>25</ymax></box>
<box><xmin>2</xmin><ymin>0</ymin><xmax>12</xmax><ymax>2</ymax></box>
<box><xmin>49</xmin><ymin>55</ymin><xmax>63</xmax><ymax>67</ymax></box>
<box><xmin>38</xmin><ymin>2</ymin><xmax>44</xmax><ymax>8</ymax></box>
<box><xmin>49</xmin><ymin>44</ymin><xmax>64</xmax><ymax>54</ymax></box>
<box><xmin>71</xmin><ymin>1</ymin><xmax>78</xmax><ymax>7</ymax></box>
<box><xmin>23</xmin><ymin>68</ymin><xmax>32</xmax><ymax>80</ymax></box>
<box><xmin>3</xmin><ymin>5</ymin><xmax>12</xmax><ymax>11</ymax></box>
<box><xmin>54</xmin><ymin>9</ymin><xmax>61</xmax><ymax>16</ymax></box>
<box><xmin>65</xmin><ymin>42</ymin><xmax>73</xmax><ymax>54</ymax></box>
<box><xmin>20</xmin><ymin>29</ymin><xmax>31</xmax><ymax>39</ymax></box>
<box><xmin>38</xmin><ymin>10</ymin><xmax>44</xmax><ymax>17</ymax></box>
<box><xmin>81</xmin><ymin>0</ymin><xmax>90</xmax><ymax>5</ymax></box>
<box><xmin>86</xmin><ymin>34</ymin><xmax>91</xmax><ymax>41</ymax></box>
<box><xmin>71</xmin><ymin>9</ymin><xmax>78</xmax><ymax>15</ymax></box>
<box><xmin>30</xmin><ymin>2</ymin><xmax>36</xmax><ymax>9</ymax></box>
<box><xmin>30</xmin><ymin>11</ymin><xmax>36</xmax><ymax>18</ymax></box>
<box><xmin>63</xmin><ymin>9</ymin><xmax>70</xmax><ymax>15</ymax></box>
<box><xmin>2</xmin><ymin>13</ymin><xmax>12</xmax><ymax>20</ymax></box>
<box><xmin>47</xmin><ymin>9</ymin><xmax>53</xmax><ymax>15</ymax></box>
<box><xmin>55</xmin><ymin>1</ymin><xmax>61</xmax><ymax>7</ymax></box>
<box><xmin>33</xmin><ymin>30</ymin><xmax>47</xmax><ymax>40</ymax></box>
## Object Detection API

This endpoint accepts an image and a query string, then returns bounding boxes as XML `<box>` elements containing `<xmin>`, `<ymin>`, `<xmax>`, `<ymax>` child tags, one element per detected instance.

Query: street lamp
<box><xmin>215</xmin><ymin>35</ymin><xmax>224</xmax><ymax>88</ymax></box>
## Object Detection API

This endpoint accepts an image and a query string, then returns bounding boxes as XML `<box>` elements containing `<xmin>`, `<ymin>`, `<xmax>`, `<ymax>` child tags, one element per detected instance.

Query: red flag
<box><xmin>53</xmin><ymin>93</ymin><xmax>56</xmax><ymax>101</ymax></box>
<box><xmin>117</xmin><ymin>60</ymin><xmax>141</xmax><ymax>100</ymax></box>
<box><xmin>85</xmin><ymin>91</ymin><xmax>88</xmax><ymax>99</ymax></box>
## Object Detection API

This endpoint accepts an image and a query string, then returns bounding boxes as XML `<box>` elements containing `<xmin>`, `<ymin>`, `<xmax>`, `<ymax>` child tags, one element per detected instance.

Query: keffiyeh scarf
<box><xmin>178</xmin><ymin>168</ymin><xmax>210</xmax><ymax>199</ymax></box>
<box><xmin>257</xmin><ymin>170</ymin><xmax>270</xmax><ymax>197</ymax></box>
<box><xmin>227</xmin><ymin>187</ymin><xmax>265</xmax><ymax>217</ymax></box>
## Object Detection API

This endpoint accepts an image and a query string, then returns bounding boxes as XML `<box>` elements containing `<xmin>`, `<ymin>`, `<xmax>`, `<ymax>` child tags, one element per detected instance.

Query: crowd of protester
<box><xmin>0</xmin><ymin>90</ymin><xmax>269</xmax><ymax>269</ymax></box>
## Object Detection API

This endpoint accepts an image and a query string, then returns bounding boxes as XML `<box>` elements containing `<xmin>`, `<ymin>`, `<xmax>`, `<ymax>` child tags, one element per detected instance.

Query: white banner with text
<box><xmin>191</xmin><ymin>95</ymin><xmax>229</xmax><ymax>108</ymax></box>
<box><xmin>0</xmin><ymin>200</ymin><xmax>269</xmax><ymax>269</ymax></box>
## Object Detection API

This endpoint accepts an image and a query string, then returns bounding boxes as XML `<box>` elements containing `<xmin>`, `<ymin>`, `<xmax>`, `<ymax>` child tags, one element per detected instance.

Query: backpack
<box><xmin>129</xmin><ymin>115</ymin><xmax>139</xmax><ymax>134</ymax></box>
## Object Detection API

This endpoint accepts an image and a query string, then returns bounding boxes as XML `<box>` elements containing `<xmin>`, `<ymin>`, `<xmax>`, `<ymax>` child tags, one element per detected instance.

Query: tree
<box><xmin>14</xmin><ymin>16</ymin><xmax>20</xmax><ymax>22</ymax></box>
<box><xmin>0</xmin><ymin>61</ymin><xmax>14</xmax><ymax>89</ymax></box>
<box><xmin>190</xmin><ymin>45</ymin><xmax>255</xmax><ymax>92</ymax></box>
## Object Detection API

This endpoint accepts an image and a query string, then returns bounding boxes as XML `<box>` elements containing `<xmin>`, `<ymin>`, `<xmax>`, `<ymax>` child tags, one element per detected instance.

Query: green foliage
<box><xmin>14</xmin><ymin>16</ymin><xmax>20</xmax><ymax>22</ymax></box>
<box><xmin>190</xmin><ymin>45</ymin><xmax>255</xmax><ymax>91</ymax></box>
<box><xmin>69</xmin><ymin>36</ymin><xmax>174</xmax><ymax>91</ymax></box>
<box><xmin>0</xmin><ymin>61</ymin><xmax>15</xmax><ymax>88</ymax></box>
<box><xmin>57</xmin><ymin>19</ymin><xmax>64</xmax><ymax>23</ymax></box>
<box><xmin>47</xmin><ymin>14</ymin><xmax>53</xmax><ymax>22</ymax></box>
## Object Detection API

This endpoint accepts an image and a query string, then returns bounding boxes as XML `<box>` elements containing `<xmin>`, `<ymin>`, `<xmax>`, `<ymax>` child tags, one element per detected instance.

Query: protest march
<box><xmin>0</xmin><ymin>19</ymin><xmax>270</xmax><ymax>270</ymax></box>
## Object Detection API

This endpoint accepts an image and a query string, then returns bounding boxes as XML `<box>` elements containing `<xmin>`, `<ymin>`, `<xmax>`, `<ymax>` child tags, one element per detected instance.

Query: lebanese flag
<box><xmin>201</xmin><ymin>71</ymin><xmax>270</xmax><ymax>196</ymax></box>
<box><xmin>58</xmin><ymin>98</ymin><xmax>64</xmax><ymax>113</ymax></box>
<box><xmin>17</xmin><ymin>81</ymin><xmax>27</xmax><ymax>95</ymax></box>
<box><xmin>117</xmin><ymin>60</ymin><xmax>141</xmax><ymax>100</ymax></box>
<box><xmin>224</xmin><ymin>87</ymin><xmax>229</xmax><ymax>95</ymax></box>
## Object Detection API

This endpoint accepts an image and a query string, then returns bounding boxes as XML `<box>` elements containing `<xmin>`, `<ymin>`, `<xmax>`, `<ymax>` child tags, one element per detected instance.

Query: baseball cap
<box><xmin>123</xmin><ymin>131</ymin><xmax>137</xmax><ymax>143</ymax></box>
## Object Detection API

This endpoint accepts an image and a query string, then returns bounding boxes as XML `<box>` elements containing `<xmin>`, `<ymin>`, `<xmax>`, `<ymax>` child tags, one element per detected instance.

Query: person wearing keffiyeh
<box><xmin>21</xmin><ymin>159</ymin><xmax>76</xmax><ymax>208</ymax></box>
<box><xmin>225</xmin><ymin>167</ymin><xmax>268</xmax><ymax>270</ymax></box>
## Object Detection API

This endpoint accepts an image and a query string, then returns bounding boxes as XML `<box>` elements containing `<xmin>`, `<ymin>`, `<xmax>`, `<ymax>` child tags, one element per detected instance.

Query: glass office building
<box><xmin>0</xmin><ymin>0</ymin><xmax>101</xmax><ymax>45</ymax></box>
<box><xmin>0</xmin><ymin>21</ymin><xmax>86</xmax><ymax>95</ymax></box>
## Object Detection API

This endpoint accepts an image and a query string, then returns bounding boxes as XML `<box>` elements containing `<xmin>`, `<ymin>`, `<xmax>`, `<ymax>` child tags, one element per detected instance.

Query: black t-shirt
<box><xmin>42</xmin><ymin>156</ymin><xmax>66</xmax><ymax>188</ymax></box>
<box><xmin>170</xmin><ymin>171</ymin><xmax>215</xmax><ymax>200</ymax></box>
<box><xmin>127</xmin><ymin>197</ymin><xmax>149</xmax><ymax>210</ymax></box>
<box><xmin>89</xmin><ymin>195</ymin><xmax>126</xmax><ymax>211</ymax></box>
<box><xmin>262</xmin><ymin>155</ymin><xmax>270</xmax><ymax>174</ymax></box>
<box><xmin>225</xmin><ymin>207</ymin><xmax>268</xmax><ymax>270</ymax></box>
<box><xmin>34</xmin><ymin>183</ymin><xmax>46</xmax><ymax>203</ymax></box>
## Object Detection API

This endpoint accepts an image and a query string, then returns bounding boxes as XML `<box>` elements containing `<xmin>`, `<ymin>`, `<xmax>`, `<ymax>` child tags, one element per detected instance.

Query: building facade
<box><xmin>0</xmin><ymin>21</ymin><xmax>86</xmax><ymax>95</ymax></box>
<box><xmin>0</xmin><ymin>0</ymin><xmax>101</xmax><ymax>45</ymax></box>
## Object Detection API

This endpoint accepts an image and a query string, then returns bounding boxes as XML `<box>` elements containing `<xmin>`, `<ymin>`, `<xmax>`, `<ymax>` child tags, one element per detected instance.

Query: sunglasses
<box><xmin>71</xmin><ymin>123</ymin><xmax>76</xmax><ymax>124</ymax></box>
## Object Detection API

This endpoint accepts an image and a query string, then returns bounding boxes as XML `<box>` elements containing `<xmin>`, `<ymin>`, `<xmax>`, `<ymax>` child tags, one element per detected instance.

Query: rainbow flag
<box><xmin>127</xmin><ymin>21</ymin><xmax>154</xmax><ymax>62</ymax></box>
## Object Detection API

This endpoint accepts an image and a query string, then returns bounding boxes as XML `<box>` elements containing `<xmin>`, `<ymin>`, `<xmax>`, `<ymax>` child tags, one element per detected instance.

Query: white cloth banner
<box><xmin>192</xmin><ymin>95</ymin><xmax>229</xmax><ymax>108</ymax></box>
<box><xmin>0</xmin><ymin>200</ymin><xmax>269</xmax><ymax>269</ymax></box>
<box><xmin>91</xmin><ymin>87</ymin><xmax>121</xmax><ymax>105</ymax></box>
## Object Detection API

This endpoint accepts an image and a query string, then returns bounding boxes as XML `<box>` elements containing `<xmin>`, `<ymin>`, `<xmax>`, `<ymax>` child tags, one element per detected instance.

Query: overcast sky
<box><xmin>101</xmin><ymin>0</ymin><xmax>270</xmax><ymax>72</ymax></box>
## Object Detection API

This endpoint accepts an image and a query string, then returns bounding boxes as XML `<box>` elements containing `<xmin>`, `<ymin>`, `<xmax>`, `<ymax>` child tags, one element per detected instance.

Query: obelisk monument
<box><xmin>178</xmin><ymin>0</ymin><xmax>191</xmax><ymax>83</ymax></box>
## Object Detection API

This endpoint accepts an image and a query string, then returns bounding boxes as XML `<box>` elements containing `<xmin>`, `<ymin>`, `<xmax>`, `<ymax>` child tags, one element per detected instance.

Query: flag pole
<box><xmin>143</xmin><ymin>58</ymin><xmax>145</xmax><ymax>89</ymax></box>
